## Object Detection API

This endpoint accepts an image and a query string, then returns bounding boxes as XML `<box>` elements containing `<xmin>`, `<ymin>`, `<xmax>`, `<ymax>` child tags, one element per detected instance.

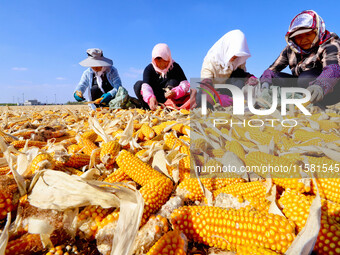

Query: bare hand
<box><xmin>165</xmin><ymin>90</ymin><xmax>176</xmax><ymax>99</ymax></box>
<box><xmin>148</xmin><ymin>97</ymin><xmax>158</xmax><ymax>111</ymax></box>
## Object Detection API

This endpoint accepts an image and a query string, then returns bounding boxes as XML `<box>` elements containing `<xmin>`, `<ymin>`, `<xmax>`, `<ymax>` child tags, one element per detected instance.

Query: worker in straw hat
<box><xmin>260</xmin><ymin>10</ymin><xmax>340</xmax><ymax>106</ymax></box>
<box><xmin>74</xmin><ymin>48</ymin><xmax>123</xmax><ymax>109</ymax></box>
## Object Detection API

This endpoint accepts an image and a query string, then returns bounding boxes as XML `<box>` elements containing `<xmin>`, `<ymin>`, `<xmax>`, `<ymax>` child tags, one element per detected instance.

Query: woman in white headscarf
<box><xmin>200</xmin><ymin>30</ymin><xmax>258</xmax><ymax>107</ymax></box>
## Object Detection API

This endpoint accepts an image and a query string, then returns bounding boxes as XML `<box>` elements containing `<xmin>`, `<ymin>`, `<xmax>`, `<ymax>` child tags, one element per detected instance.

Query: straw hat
<box><xmin>79</xmin><ymin>48</ymin><xmax>113</xmax><ymax>67</ymax></box>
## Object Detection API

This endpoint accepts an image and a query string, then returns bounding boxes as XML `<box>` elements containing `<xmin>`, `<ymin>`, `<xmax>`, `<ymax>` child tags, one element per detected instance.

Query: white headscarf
<box><xmin>203</xmin><ymin>30</ymin><xmax>251</xmax><ymax>76</ymax></box>
<box><xmin>93</xmin><ymin>66</ymin><xmax>110</xmax><ymax>93</ymax></box>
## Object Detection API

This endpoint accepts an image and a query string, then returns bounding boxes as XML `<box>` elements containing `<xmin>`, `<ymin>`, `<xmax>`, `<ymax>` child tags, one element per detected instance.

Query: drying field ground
<box><xmin>0</xmin><ymin>104</ymin><xmax>339</xmax><ymax>254</ymax></box>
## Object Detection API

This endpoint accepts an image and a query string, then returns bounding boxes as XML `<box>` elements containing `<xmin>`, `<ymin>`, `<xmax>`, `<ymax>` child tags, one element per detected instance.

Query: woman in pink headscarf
<box><xmin>134</xmin><ymin>43</ymin><xmax>190</xmax><ymax>110</ymax></box>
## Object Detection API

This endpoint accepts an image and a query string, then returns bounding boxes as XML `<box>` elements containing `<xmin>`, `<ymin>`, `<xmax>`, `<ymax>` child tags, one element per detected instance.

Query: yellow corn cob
<box><xmin>67</xmin><ymin>144</ymin><xmax>81</xmax><ymax>154</ymax></box>
<box><xmin>180</xmin><ymin>109</ymin><xmax>190</xmax><ymax>115</ymax></box>
<box><xmin>322</xmin><ymin>199</ymin><xmax>340</xmax><ymax>223</ymax></box>
<box><xmin>207</xmin><ymin>148</ymin><xmax>225</xmax><ymax>158</ymax></box>
<box><xmin>141</xmin><ymin>123</ymin><xmax>156</xmax><ymax>140</ymax></box>
<box><xmin>116</xmin><ymin>150</ymin><xmax>165</xmax><ymax>186</ymax></box>
<box><xmin>245</xmin><ymin>151</ymin><xmax>310</xmax><ymax>193</ymax></box>
<box><xmin>104</xmin><ymin>168</ymin><xmax>131</xmax><ymax>183</ymax></box>
<box><xmin>153</xmin><ymin>121</ymin><xmax>176</xmax><ymax>135</ymax></box>
<box><xmin>236</xmin><ymin>245</ymin><xmax>280</xmax><ymax>254</ymax></box>
<box><xmin>214</xmin><ymin>181</ymin><xmax>267</xmax><ymax>202</ymax></box>
<box><xmin>97</xmin><ymin>209</ymin><xmax>120</xmax><ymax>231</ymax></box>
<box><xmin>0</xmin><ymin>130</ymin><xmax>18</xmax><ymax>143</ymax></box>
<box><xmin>135</xmin><ymin>129</ymin><xmax>145</xmax><ymax>141</ymax></box>
<box><xmin>140</xmin><ymin>177</ymin><xmax>173</xmax><ymax>225</ymax></box>
<box><xmin>99</xmin><ymin>140</ymin><xmax>120</xmax><ymax>167</ymax></box>
<box><xmin>78</xmin><ymin>205</ymin><xmax>114</xmax><ymax>239</ymax></box>
<box><xmin>293</xmin><ymin>129</ymin><xmax>340</xmax><ymax>143</ymax></box>
<box><xmin>64</xmin><ymin>153</ymin><xmax>91</xmax><ymax>168</ymax></box>
<box><xmin>81</xmin><ymin>130</ymin><xmax>98</xmax><ymax>142</ymax></box>
<box><xmin>225</xmin><ymin>140</ymin><xmax>246</xmax><ymax>160</ymax></box>
<box><xmin>11</xmin><ymin>140</ymin><xmax>47</xmax><ymax>149</ymax></box>
<box><xmin>30</xmin><ymin>152</ymin><xmax>55</xmax><ymax>173</ymax></box>
<box><xmin>0</xmin><ymin>166</ymin><xmax>11</xmax><ymax>175</ymax></box>
<box><xmin>5</xmin><ymin>233</ymin><xmax>43</xmax><ymax>255</ymax></box>
<box><xmin>171</xmin><ymin>206</ymin><xmax>296</xmax><ymax>253</ymax></box>
<box><xmin>78</xmin><ymin>137</ymin><xmax>99</xmax><ymax>156</ymax></box>
<box><xmin>192</xmin><ymin>138</ymin><xmax>212</xmax><ymax>152</ymax></box>
<box><xmin>314</xmin><ymin>120</ymin><xmax>339</xmax><ymax>131</ymax></box>
<box><xmin>278</xmin><ymin>189</ymin><xmax>312</xmax><ymax>232</ymax></box>
<box><xmin>277</xmin><ymin>189</ymin><xmax>340</xmax><ymax>254</ymax></box>
<box><xmin>111</xmin><ymin>129</ymin><xmax>124</xmax><ymax>140</ymax></box>
<box><xmin>178</xmin><ymin>135</ymin><xmax>190</xmax><ymax>143</ymax></box>
<box><xmin>135</xmin><ymin>149</ymin><xmax>147</xmax><ymax>159</ymax></box>
<box><xmin>146</xmin><ymin>230</ymin><xmax>187</xmax><ymax>255</ymax></box>
<box><xmin>177</xmin><ymin>178</ymin><xmax>213</xmax><ymax>201</ymax></box>
<box><xmin>0</xmin><ymin>177</ymin><xmax>19</xmax><ymax>220</ymax></box>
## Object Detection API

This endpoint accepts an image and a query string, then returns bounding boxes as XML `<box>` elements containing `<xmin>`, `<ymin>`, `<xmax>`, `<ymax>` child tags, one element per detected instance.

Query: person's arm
<box><xmin>106</xmin><ymin>67</ymin><xmax>122</xmax><ymax>98</ymax></box>
<box><xmin>200</xmin><ymin>59</ymin><xmax>215</xmax><ymax>79</ymax></box>
<box><xmin>171</xmin><ymin>80</ymin><xmax>190</xmax><ymax>99</ymax></box>
<box><xmin>260</xmin><ymin>47</ymin><xmax>290</xmax><ymax>84</ymax></box>
<box><xmin>74</xmin><ymin>70</ymin><xmax>90</xmax><ymax>96</ymax></box>
<box><xmin>141</xmin><ymin>83</ymin><xmax>155</xmax><ymax>103</ymax></box>
<box><xmin>308</xmin><ymin>41</ymin><xmax>340</xmax><ymax>96</ymax></box>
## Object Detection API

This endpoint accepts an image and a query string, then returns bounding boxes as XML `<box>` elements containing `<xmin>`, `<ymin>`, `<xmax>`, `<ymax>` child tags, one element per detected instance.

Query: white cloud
<box><xmin>12</xmin><ymin>67</ymin><xmax>28</xmax><ymax>71</ymax></box>
<box><xmin>123</xmin><ymin>67</ymin><xmax>143</xmax><ymax>78</ymax></box>
<box><xmin>56</xmin><ymin>77</ymin><xmax>66</xmax><ymax>80</ymax></box>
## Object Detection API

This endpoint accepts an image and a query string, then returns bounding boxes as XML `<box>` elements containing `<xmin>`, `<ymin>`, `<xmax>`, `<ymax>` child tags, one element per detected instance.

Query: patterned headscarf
<box><xmin>285</xmin><ymin>10</ymin><xmax>331</xmax><ymax>54</ymax></box>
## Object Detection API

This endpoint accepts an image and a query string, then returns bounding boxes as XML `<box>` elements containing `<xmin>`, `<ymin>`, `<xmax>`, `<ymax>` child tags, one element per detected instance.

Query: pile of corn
<box><xmin>0</xmin><ymin>103</ymin><xmax>339</xmax><ymax>255</ymax></box>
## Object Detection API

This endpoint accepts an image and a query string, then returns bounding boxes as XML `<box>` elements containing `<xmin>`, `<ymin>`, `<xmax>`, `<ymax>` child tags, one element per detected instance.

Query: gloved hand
<box><xmin>307</xmin><ymin>85</ymin><xmax>324</xmax><ymax>103</ymax></box>
<box><xmin>246</xmin><ymin>76</ymin><xmax>259</xmax><ymax>86</ymax></box>
<box><xmin>261</xmin><ymin>82</ymin><xmax>270</xmax><ymax>89</ymax></box>
<box><xmin>74</xmin><ymin>92</ymin><xmax>85</xmax><ymax>102</ymax></box>
<box><xmin>100</xmin><ymin>93</ymin><xmax>113</xmax><ymax>104</ymax></box>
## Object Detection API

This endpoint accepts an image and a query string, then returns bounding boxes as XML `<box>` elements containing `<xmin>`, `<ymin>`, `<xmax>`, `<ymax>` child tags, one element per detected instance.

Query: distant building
<box><xmin>24</xmin><ymin>99</ymin><xmax>40</xmax><ymax>106</ymax></box>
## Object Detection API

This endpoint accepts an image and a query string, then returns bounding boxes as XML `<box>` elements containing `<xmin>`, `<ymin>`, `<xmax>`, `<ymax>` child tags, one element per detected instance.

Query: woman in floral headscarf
<box><xmin>134</xmin><ymin>43</ymin><xmax>190</xmax><ymax>110</ymax></box>
<box><xmin>260</xmin><ymin>10</ymin><xmax>340</xmax><ymax>105</ymax></box>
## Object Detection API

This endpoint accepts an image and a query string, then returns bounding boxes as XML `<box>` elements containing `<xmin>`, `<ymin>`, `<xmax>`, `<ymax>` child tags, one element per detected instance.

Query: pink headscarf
<box><xmin>151</xmin><ymin>43</ymin><xmax>174</xmax><ymax>78</ymax></box>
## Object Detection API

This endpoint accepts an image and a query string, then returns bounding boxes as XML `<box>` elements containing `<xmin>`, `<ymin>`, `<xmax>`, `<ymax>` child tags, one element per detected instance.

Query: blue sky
<box><xmin>0</xmin><ymin>1</ymin><xmax>339</xmax><ymax>104</ymax></box>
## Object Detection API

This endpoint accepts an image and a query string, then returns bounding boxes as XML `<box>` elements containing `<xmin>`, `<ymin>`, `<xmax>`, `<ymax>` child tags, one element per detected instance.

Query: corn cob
<box><xmin>225</xmin><ymin>140</ymin><xmax>246</xmax><ymax>160</ymax></box>
<box><xmin>146</xmin><ymin>230</ymin><xmax>187</xmax><ymax>255</ymax></box>
<box><xmin>104</xmin><ymin>168</ymin><xmax>131</xmax><ymax>183</ymax></box>
<box><xmin>5</xmin><ymin>233</ymin><xmax>43</xmax><ymax>255</ymax></box>
<box><xmin>116</xmin><ymin>150</ymin><xmax>165</xmax><ymax>186</ymax></box>
<box><xmin>213</xmin><ymin>181</ymin><xmax>267</xmax><ymax>202</ymax></box>
<box><xmin>64</xmin><ymin>153</ymin><xmax>90</xmax><ymax>168</ymax></box>
<box><xmin>178</xmin><ymin>135</ymin><xmax>190</xmax><ymax>143</ymax></box>
<box><xmin>11</xmin><ymin>140</ymin><xmax>47</xmax><ymax>149</ymax></box>
<box><xmin>81</xmin><ymin>130</ymin><xmax>98</xmax><ymax>142</ymax></box>
<box><xmin>78</xmin><ymin>137</ymin><xmax>99</xmax><ymax>156</ymax></box>
<box><xmin>177</xmin><ymin>178</ymin><xmax>214</xmax><ymax>201</ymax></box>
<box><xmin>171</xmin><ymin>206</ymin><xmax>296</xmax><ymax>253</ymax></box>
<box><xmin>153</xmin><ymin>121</ymin><xmax>176</xmax><ymax>135</ymax></box>
<box><xmin>245</xmin><ymin>151</ymin><xmax>310</xmax><ymax>193</ymax></box>
<box><xmin>236</xmin><ymin>245</ymin><xmax>280</xmax><ymax>254</ymax></box>
<box><xmin>293</xmin><ymin>129</ymin><xmax>340</xmax><ymax>143</ymax></box>
<box><xmin>141</xmin><ymin>123</ymin><xmax>156</xmax><ymax>140</ymax></box>
<box><xmin>278</xmin><ymin>189</ymin><xmax>312</xmax><ymax>232</ymax></box>
<box><xmin>30</xmin><ymin>152</ymin><xmax>55</xmax><ymax>173</ymax></box>
<box><xmin>207</xmin><ymin>148</ymin><xmax>225</xmax><ymax>158</ymax></box>
<box><xmin>0</xmin><ymin>129</ymin><xmax>18</xmax><ymax>143</ymax></box>
<box><xmin>140</xmin><ymin>177</ymin><xmax>173</xmax><ymax>225</ymax></box>
<box><xmin>78</xmin><ymin>205</ymin><xmax>114</xmax><ymax>239</ymax></box>
<box><xmin>67</xmin><ymin>144</ymin><xmax>81</xmax><ymax>154</ymax></box>
<box><xmin>0</xmin><ymin>177</ymin><xmax>19</xmax><ymax>220</ymax></box>
<box><xmin>99</xmin><ymin>140</ymin><xmax>120</xmax><ymax>167</ymax></box>
<box><xmin>0</xmin><ymin>166</ymin><xmax>11</xmax><ymax>175</ymax></box>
